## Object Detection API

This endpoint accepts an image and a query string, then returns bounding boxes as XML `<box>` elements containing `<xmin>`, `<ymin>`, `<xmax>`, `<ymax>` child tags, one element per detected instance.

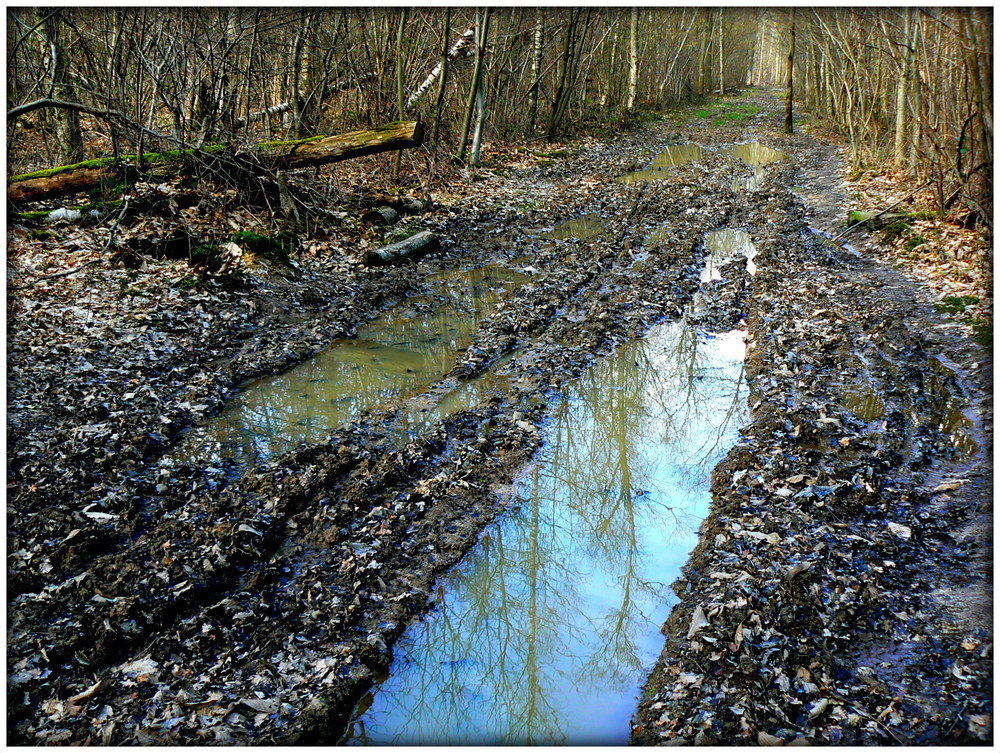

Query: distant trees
<box><xmin>754</xmin><ymin>8</ymin><xmax>992</xmax><ymax>228</ymax></box>
<box><xmin>7</xmin><ymin>8</ymin><xmax>754</xmax><ymax>172</ymax></box>
<box><xmin>6</xmin><ymin>7</ymin><xmax>991</xmax><ymax>230</ymax></box>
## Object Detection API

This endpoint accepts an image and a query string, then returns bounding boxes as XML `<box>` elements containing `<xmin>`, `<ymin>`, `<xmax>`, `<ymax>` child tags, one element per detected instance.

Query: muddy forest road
<box><xmin>7</xmin><ymin>91</ymin><xmax>992</xmax><ymax>745</ymax></box>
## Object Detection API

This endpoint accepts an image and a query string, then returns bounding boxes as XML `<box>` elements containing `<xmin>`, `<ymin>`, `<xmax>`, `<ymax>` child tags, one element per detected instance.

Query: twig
<box><xmin>9</xmin><ymin>258</ymin><xmax>100</xmax><ymax>291</ymax></box>
<box><xmin>830</xmin><ymin>179</ymin><xmax>934</xmax><ymax>242</ymax></box>
<box><xmin>7</xmin><ymin>98</ymin><xmax>194</xmax><ymax>150</ymax></box>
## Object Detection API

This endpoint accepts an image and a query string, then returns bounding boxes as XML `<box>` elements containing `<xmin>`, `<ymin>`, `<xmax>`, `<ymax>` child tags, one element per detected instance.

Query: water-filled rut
<box><xmin>344</xmin><ymin>321</ymin><xmax>747</xmax><ymax>744</ymax></box>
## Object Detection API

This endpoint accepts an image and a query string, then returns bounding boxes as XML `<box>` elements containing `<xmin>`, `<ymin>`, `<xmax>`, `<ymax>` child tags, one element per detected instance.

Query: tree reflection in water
<box><xmin>346</xmin><ymin>320</ymin><xmax>747</xmax><ymax>746</ymax></box>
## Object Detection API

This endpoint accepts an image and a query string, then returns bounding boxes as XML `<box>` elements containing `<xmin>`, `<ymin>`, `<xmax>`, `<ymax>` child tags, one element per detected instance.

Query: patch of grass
<box><xmin>964</xmin><ymin>317</ymin><xmax>992</xmax><ymax>347</ymax></box>
<box><xmin>881</xmin><ymin>220</ymin><xmax>911</xmax><ymax>238</ymax></box>
<box><xmin>935</xmin><ymin>295</ymin><xmax>980</xmax><ymax>314</ymax></box>
<box><xmin>176</xmin><ymin>275</ymin><xmax>201</xmax><ymax>290</ymax></box>
<box><xmin>384</xmin><ymin>225</ymin><xmax>422</xmax><ymax>244</ymax></box>
<box><xmin>712</xmin><ymin>111</ymin><xmax>751</xmax><ymax>127</ymax></box>
<box><xmin>694</xmin><ymin>109</ymin><xmax>714</xmax><ymax>118</ymax></box>
<box><xmin>88</xmin><ymin>177</ymin><xmax>129</xmax><ymax>202</ymax></box>
<box><xmin>902</xmin><ymin>234</ymin><xmax>929</xmax><ymax>252</ymax></box>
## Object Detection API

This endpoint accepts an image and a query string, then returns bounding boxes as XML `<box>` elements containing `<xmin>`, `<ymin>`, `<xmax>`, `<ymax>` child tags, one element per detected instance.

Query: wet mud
<box><xmin>7</xmin><ymin>90</ymin><xmax>991</xmax><ymax>745</ymax></box>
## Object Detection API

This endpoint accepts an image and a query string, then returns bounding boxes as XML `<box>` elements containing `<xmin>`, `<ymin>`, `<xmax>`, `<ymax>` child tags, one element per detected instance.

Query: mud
<box><xmin>6</xmin><ymin>90</ymin><xmax>991</xmax><ymax>745</ymax></box>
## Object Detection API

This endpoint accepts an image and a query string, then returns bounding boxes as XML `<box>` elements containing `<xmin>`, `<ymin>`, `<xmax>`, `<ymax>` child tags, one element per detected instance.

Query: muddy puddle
<box><xmin>343</xmin><ymin>321</ymin><xmax>748</xmax><ymax>745</ymax></box>
<box><xmin>836</xmin><ymin>353</ymin><xmax>978</xmax><ymax>459</ymax></box>
<box><xmin>702</xmin><ymin>228</ymin><xmax>757</xmax><ymax>280</ymax></box>
<box><xmin>172</xmin><ymin>264</ymin><xmax>530</xmax><ymax>470</ymax></box>
<box><xmin>617</xmin><ymin>144</ymin><xmax>704</xmax><ymax>184</ymax></box>
<box><xmin>727</xmin><ymin>141</ymin><xmax>788</xmax><ymax>191</ymax></box>
<box><xmin>923</xmin><ymin>356</ymin><xmax>979</xmax><ymax>458</ymax></box>
<box><xmin>542</xmin><ymin>214</ymin><xmax>607</xmax><ymax>240</ymax></box>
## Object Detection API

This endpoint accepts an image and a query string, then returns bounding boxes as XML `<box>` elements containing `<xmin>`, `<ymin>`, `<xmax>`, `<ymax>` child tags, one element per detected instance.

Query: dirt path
<box><xmin>632</xmin><ymin>94</ymin><xmax>993</xmax><ymax>746</ymax></box>
<box><xmin>7</xmin><ymin>91</ymin><xmax>991</xmax><ymax>745</ymax></box>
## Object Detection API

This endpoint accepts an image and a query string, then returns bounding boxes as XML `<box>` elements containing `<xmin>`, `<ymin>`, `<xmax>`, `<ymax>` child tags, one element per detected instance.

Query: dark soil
<box><xmin>7</xmin><ymin>90</ymin><xmax>991</xmax><ymax>745</ymax></box>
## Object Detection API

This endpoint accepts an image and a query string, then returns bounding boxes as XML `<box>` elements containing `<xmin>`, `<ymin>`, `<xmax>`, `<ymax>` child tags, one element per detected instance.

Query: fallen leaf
<box><xmin>687</xmin><ymin>604</ymin><xmax>709</xmax><ymax>639</ymax></box>
<box><xmin>887</xmin><ymin>522</ymin><xmax>911</xmax><ymax>539</ymax></box>
<box><xmin>758</xmin><ymin>731</ymin><xmax>785</xmax><ymax>746</ymax></box>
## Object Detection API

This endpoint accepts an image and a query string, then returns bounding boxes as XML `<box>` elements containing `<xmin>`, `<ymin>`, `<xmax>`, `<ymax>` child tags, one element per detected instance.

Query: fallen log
<box><xmin>8</xmin><ymin>121</ymin><xmax>423</xmax><ymax>204</ymax></box>
<box><xmin>364</xmin><ymin>230</ymin><xmax>439</xmax><ymax>266</ymax></box>
<box><xmin>361</xmin><ymin>206</ymin><xmax>400</xmax><ymax>226</ymax></box>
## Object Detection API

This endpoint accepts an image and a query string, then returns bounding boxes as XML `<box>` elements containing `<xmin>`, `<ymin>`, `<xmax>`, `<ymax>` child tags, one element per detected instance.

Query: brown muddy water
<box><xmin>542</xmin><ymin>214</ymin><xmax>607</xmax><ymax>240</ymax></box>
<box><xmin>342</xmin><ymin>320</ymin><xmax>748</xmax><ymax>745</ymax></box>
<box><xmin>617</xmin><ymin>144</ymin><xmax>704</xmax><ymax>184</ymax></box>
<box><xmin>173</xmin><ymin>263</ymin><xmax>530</xmax><ymax>470</ymax></box>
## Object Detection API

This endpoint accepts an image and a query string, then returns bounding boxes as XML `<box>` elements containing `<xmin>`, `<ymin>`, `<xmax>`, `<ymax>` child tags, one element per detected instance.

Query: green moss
<box><xmin>847</xmin><ymin>210</ymin><xmax>873</xmax><ymax>225</ymax></box>
<box><xmin>190</xmin><ymin>243</ymin><xmax>222</xmax><ymax>270</ymax></box>
<box><xmin>902</xmin><ymin>234</ymin><xmax>929</xmax><ymax>252</ymax></box>
<box><xmin>9</xmin><ymin>157</ymin><xmax>117</xmax><ymax>183</ymax></box>
<box><xmin>252</xmin><ymin>135</ymin><xmax>326</xmax><ymax>151</ymax></box>
<box><xmin>694</xmin><ymin>109</ymin><xmax>713</xmax><ymax>118</ymax></box>
<box><xmin>231</xmin><ymin>230</ymin><xmax>294</xmax><ymax>261</ymax></box>
<box><xmin>9</xmin><ymin>146</ymin><xmax>227</xmax><ymax>183</ymax></box>
<box><xmin>176</xmin><ymin>275</ymin><xmax>201</xmax><ymax>290</ymax></box>
<box><xmin>905</xmin><ymin>210</ymin><xmax>941</xmax><ymax>221</ymax></box>
<box><xmin>13</xmin><ymin>209</ymin><xmax>52</xmax><ymax>221</ymax></box>
<box><xmin>13</xmin><ymin>199</ymin><xmax>122</xmax><ymax>224</ymax></box>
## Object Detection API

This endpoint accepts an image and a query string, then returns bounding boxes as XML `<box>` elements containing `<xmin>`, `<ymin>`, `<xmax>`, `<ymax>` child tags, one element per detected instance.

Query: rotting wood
<box><xmin>363</xmin><ymin>230</ymin><xmax>439</xmax><ymax>266</ymax></box>
<box><xmin>7</xmin><ymin>121</ymin><xmax>423</xmax><ymax>205</ymax></box>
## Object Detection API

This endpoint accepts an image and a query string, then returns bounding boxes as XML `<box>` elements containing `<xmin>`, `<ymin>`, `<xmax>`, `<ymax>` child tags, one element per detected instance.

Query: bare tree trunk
<box><xmin>893</xmin><ymin>8</ymin><xmax>913</xmax><ymax>169</ymax></box>
<box><xmin>431</xmin><ymin>8</ymin><xmax>452</xmax><ymax>144</ymax></box>
<box><xmin>528</xmin><ymin>10</ymin><xmax>544</xmax><ymax>130</ymax></box>
<box><xmin>469</xmin><ymin>6</ymin><xmax>493</xmax><ymax>165</ymax></box>
<box><xmin>627</xmin><ymin>8</ymin><xmax>639</xmax><ymax>109</ymax></box>
<box><xmin>38</xmin><ymin>8</ymin><xmax>84</xmax><ymax>164</ymax></box>
<box><xmin>784</xmin><ymin>9</ymin><xmax>795</xmax><ymax>134</ymax></box>
<box><xmin>546</xmin><ymin>9</ymin><xmax>580</xmax><ymax>141</ymax></box>
<box><xmin>697</xmin><ymin>9</ymin><xmax>710</xmax><ymax>95</ymax></box>
<box><xmin>457</xmin><ymin>8</ymin><xmax>491</xmax><ymax>163</ymax></box>
<box><xmin>717</xmin><ymin>8</ymin><xmax>724</xmax><ymax>95</ymax></box>
<box><xmin>393</xmin><ymin>8</ymin><xmax>408</xmax><ymax>180</ymax></box>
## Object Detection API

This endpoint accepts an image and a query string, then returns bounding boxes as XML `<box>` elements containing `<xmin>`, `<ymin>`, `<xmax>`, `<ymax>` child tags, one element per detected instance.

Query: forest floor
<box><xmin>6</xmin><ymin>89</ymin><xmax>992</xmax><ymax>745</ymax></box>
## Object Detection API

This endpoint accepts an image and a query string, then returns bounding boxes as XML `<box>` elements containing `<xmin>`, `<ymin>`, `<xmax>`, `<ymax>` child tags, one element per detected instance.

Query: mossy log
<box><xmin>8</xmin><ymin>121</ymin><xmax>423</xmax><ymax>204</ymax></box>
<box><xmin>846</xmin><ymin>208</ymin><xmax>940</xmax><ymax>230</ymax></box>
<box><xmin>364</xmin><ymin>230</ymin><xmax>439</xmax><ymax>266</ymax></box>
